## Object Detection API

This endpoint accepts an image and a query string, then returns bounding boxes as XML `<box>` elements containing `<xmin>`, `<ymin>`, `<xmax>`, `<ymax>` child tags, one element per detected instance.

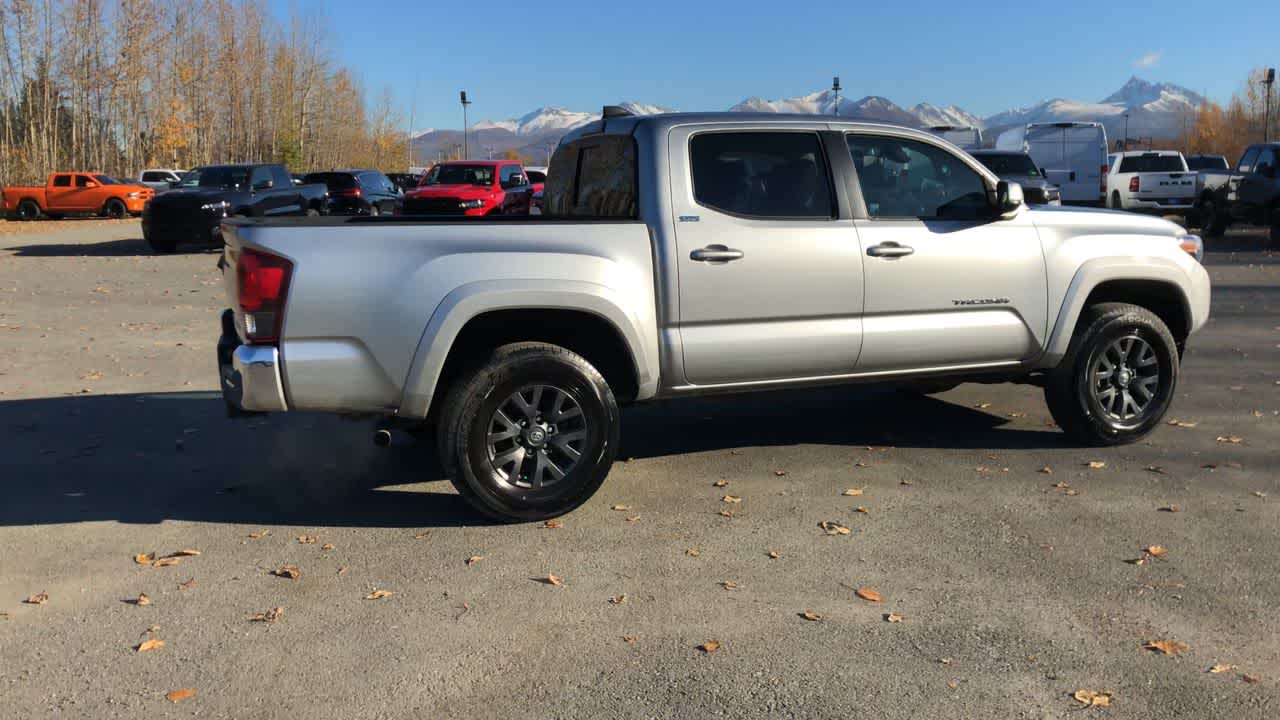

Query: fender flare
<box><xmin>1039</xmin><ymin>257</ymin><xmax>1193</xmax><ymax>367</ymax></box>
<box><xmin>396</xmin><ymin>279</ymin><xmax>659</xmax><ymax>419</ymax></box>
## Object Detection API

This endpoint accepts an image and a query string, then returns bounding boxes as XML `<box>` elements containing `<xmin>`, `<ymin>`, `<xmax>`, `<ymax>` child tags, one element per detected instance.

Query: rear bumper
<box><xmin>1124</xmin><ymin>197</ymin><xmax>1195</xmax><ymax>212</ymax></box>
<box><xmin>217</xmin><ymin>310</ymin><xmax>287</xmax><ymax>414</ymax></box>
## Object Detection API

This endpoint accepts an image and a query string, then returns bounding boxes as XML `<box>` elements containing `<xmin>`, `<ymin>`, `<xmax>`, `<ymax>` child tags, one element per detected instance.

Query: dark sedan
<box><xmin>969</xmin><ymin>150</ymin><xmax>1062</xmax><ymax>205</ymax></box>
<box><xmin>303</xmin><ymin>170</ymin><xmax>403</xmax><ymax>216</ymax></box>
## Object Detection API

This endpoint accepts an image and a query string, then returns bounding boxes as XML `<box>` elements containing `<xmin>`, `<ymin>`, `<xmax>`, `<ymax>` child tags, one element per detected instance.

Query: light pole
<box><xmin>460</xmin><ymin>90</ymin><xmax>472</xmax><ymax>159</ymax></box>
<box><xmin>1263</xmin><ymin>68</ymin><xmax>1275</xmax><ymax>143</ymax></box>
<box><xmin>832</xmin><ymin>76</ymin><xmax>841</xmax><ymax>116</ymax></box>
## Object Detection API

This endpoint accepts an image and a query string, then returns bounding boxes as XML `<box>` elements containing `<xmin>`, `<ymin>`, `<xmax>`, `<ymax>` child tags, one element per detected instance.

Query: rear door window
<box><xmin>689</xmin><ymin>131</ymin><xmax>833</xmax><ymax>219</ymax></box>
<box><xmin>544</xmin><ymin>134</ymin><xmax>637</xmax><ymax>218</ymax></box>
<box><xmin>75</xmin><ymin>175</ymin><xmax>91</xmax><ymax>187</ymax></box>
<box><xmin>53</xmin><ymin>175</ymin><xmax>72</xmax><ymax>187</ymax></box>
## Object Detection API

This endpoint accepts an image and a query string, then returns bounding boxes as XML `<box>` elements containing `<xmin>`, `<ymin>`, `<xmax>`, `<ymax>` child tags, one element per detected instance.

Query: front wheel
<box><xmin>1044</xmin><ymin>303</ymin><xmax>1179</xmax><ymax>446</ymax></box>
<box><xmin>1200</xmin><ymin>198</ymin><xmax>1226</xmax><ymax>237</ymax></box>
<box><xmin>437</xmin><ymin>342</ymin><xmax>619</xmax><ymax>522</ymax></box>
<box><xmin>103</xmin><ymin>198</ymin><xmax>126</xmax><ymax>219</ymax></box>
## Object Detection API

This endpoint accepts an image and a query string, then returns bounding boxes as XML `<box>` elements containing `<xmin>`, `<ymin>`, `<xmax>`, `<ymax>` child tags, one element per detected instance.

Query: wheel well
<box><xmin>428</xmin><ymin>308</ymin><xmax>639</xmax><ymax>418</ymax></box>
<box><xmin>1083</xmin><ymin>280</ymin><xmax>1190</xmax><ymax>346</ymax></box>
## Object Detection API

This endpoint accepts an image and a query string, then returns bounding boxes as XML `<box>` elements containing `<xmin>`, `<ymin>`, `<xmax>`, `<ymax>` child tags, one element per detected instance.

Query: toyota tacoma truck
<box><xmin>141</xmin><ymin>163</ymin><xmax>327</xmax><ymax>253</ymax></box>
<box><xmin>3</xmin><ymin>172</ymin><xmax>154</xmax><ymax>220</ymax></box>
<box><xmin>1194</xmin><ymin>142</ymin><xmax>1280</xmax><ymax>246</ymax></box>
<box><xmin>215</xmin><ymin>110</ymin><xmax>1211</xmax><ymax>522</ymax></box>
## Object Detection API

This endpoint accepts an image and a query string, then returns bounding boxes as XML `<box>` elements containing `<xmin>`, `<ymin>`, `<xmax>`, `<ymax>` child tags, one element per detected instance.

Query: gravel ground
<box><xmin>0</xmin><ymin>219</ymin><xmax>1277</xmax><ymax>719</ymax></box>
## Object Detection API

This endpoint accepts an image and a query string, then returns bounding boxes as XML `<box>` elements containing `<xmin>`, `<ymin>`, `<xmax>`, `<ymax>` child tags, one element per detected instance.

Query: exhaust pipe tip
<box><xmin>373</xmin><ymin>428</ymin><xmax>393</xmax><ymax>448</ymax></box>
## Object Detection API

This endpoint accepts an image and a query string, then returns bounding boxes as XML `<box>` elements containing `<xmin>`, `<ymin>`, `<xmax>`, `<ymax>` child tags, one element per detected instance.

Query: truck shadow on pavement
<box><xmin>7</xmin><ymin>237</ymin><xmax>219</xmax><ymax>257</ymax></box>
<box><xmin>0</xmin><ymin>386</ymin><xmax>1064</xmax><ymax>529</ymax></box>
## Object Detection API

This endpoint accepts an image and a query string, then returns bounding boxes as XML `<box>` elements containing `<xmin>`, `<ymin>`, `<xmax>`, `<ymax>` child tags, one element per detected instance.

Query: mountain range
<box><xmin>410</xmin><ymin>77</ymin><xmax>1208</xmax><ymax>164</ymax></box>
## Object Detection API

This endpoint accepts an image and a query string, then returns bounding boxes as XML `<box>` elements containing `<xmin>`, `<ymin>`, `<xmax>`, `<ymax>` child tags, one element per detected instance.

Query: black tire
<box><xmin>15</xmin><ymin>199</ymin><xmax>41</xmax><ymax>221</ymax></box>
<box><xmin>436</xmin><ymin>342</ymin><xmax>619</xmax><ymax>522</ymax></box>
<box><xmin>1110</xmin><ymin>191</ymin><xmax>1122</xmax><ymax>210</ymax></box>
<box><xmin>1269</xmin><ymin>207</ymin><xmax>1280</xmax><ymax>250</ymax></box>
<box><xmin>1044</xmin><ymin>303</ymin><xmax>1179</xmax><ymax>446</ymax></box>
<box><xmin>1199</xmin><ymin>197</ymin><xmax>1226</xmax><ymax>238</ymax></box>
<box><xmin>103</xmin><ymin>198</ymin><xmax>126</xmax><ymax>219</ymax></box>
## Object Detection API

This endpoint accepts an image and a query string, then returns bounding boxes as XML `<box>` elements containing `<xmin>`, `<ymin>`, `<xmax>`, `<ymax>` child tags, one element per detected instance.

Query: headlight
<box><xmin>126</xmin><ymin>191</ymin><xmax>141</xmax><ymax>199</ymax></box>
<box><xmin>201</xmin><ymin>200</ymin><xmax>230</xmax><ymax>213</ymax></box>
<box><xmin>459</xmin><ymin>199</ymin><xmax>486</xmax><ymax>209</ymax></box>
<box><xmin>1179</xmin><ymin>234</ymin><xmax>1204</xmax><ymax>263</ymax></box>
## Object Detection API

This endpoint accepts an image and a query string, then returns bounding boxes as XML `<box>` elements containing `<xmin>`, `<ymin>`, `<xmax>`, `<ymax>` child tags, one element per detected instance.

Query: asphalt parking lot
<box><xmin>0</xmin><ymin>219</ymin><xmax>1277</xmax><ymax>719</ymax></box>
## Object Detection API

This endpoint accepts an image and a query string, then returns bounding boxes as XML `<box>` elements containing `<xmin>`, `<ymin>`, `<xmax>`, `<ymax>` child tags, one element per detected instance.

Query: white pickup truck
<box><xmin>1106</xmin><ymin>151</ymin><xmax>1195</xmax><ymax>213</ymax></box>
<box><xmin>215</xmin><ymin>110</ymin><xmax>1210</xmax><ymax>521</ymax></box>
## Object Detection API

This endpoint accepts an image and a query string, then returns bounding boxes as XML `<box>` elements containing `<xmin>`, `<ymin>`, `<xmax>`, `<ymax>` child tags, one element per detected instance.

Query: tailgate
<box><xmin>1136</xmin><ymin>172</ymin><xmax>1195</xmax><ymax>199</ymax></box>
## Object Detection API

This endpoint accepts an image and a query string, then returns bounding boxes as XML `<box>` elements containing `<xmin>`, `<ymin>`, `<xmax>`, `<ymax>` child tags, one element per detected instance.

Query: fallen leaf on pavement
<box><xmin>720</xmin><ymin>581</ymin><xmax>739</xmax><ymax>590</ymax></box>
<box><xmin>336</xmin><ymin>567</ymin><xmax>349</xmax><ymax>576</ymax></box>
<box><xmin>900</xmin><ymin>479</ymin><xmax>913</xmax><ymax>485</ymax></box>
<box><xmin>297</xmin><ymin>536</ymin><xmax>318</xmax><ymax>544</ymax></box>
<box><xmin>1073</xmin><ymin>689</ymin><xmax>1112</xmax><ymax>707</ymax></box>
<box><xmin>143</xmin><ymin>626</ymin><xmax>160</xmax><ymax>634</ymax></box>
<box><xmin>465</xmin><ymin>555</ymin><xmax>484</xmax><ymax>567</ymax></box>
<box><xmin>1208</xmin><ymin>664</ymin><xmax>1237</xmax><ymax>674</ymax></box>
<box><xmin>1159</xmin><ymin>505</ymin><xmax>1182</xmax><ymax>513</ymax></box>
<box><xmin>247</xmin><ymin>530</ymin><xmax>271</xmax><ymax>539</ymax></box>
<box><xmin>820</xmin><ymin>521</ymin><xmax>851</xmax><ymax>535</ymax></box>
<box><xmin>685</xmin><ymin>548</ymin><xmax>700</xmax><ymax>557</ymax></box>
<box><xmin>855</xmin><ymin>506</ymin><xmax>869</xmax><ymax>514</ymax></box>
<box><xmin>413</xmin><ymin>531</ymin><xmax>431</xmax><ymax>539</ymax></box>
<box><xmin>697</xmin><ymin>640</ymin><xmax>721</xmax><ymax>653</ymax></box>
<box><xmin>151</xmin><ymin>557</ymin><xmax>181</xmax><ymax>568</ymax></box>
<box><xmin>622</xmin><ymin>634</ymin><xmax>639</xmax><ymax>645</ymax></box>
<box><xmin>768</xmin><ymin>550</ymin><xmax>781</xmax><ymax>559</ymax></box>
<box><xmin>542</xmin><ymin>519</ymin><xmax>563</xmax><ymax>529</ymax></box>
<box><xmin>131</xmin><ymin>593</ymin><xmax>151</xmax><ymax>606</ymax></box>
<box><xmin>713</xmin><ymin>480</ymin><xmax>729</xmax><ymax>487</ymax></box>
<box><xmin>165</xmin><ymin>688</ymin><xmax>196</xmax><ymax>703</ymax></box>
<box><xmin>1252</xmin><ymin>491</ymin><xmax>1267</xmax><ymax>498</ymax></box>
<box><xmin>1145</xmin><ymin>545</ymin><xmax>1169</xmax><ymax>558</ymax></box>
<box><xmin>136</xmin><ymin>638</ymin><xmax>165</xmax><ymax>652</ymax></box>
<box><xmin>718</xmin><ymin>510</ymin><xmax>735</xmax><ymax>518</ymax></box>
<box><xmin>169</xmin><ymin>549</ymin><xmax>201</xmax><ymax>557</ymax></box>
<box><xmin>885</xmin><ymin>613</ymin><xmax>904</xmax><ymax>623</ymax></box>
<box><xmin>1007</xmin><ymin>411</ymin><xmax>1026</xmax><ymax>418</ymax></box>
<box><xmin>798</xmin><ymin>611</ymin><xmax>824</xmax><ymax>622</ymax></box>
<box><xmin>133</xmin><ymin>552</ymin><xmax>155</xmax><ymax>564</ymax></box>
<box><xmin>608</xmin><ymin>594</ymin><xmax>627</xmax><ymax>605</ymax></box>
<box><xmin>975</xmin><ymin>402</ymin><xmax>992</xmax><ymax>409</ymax></box>
<box><xmin>178</xmin><ymin>578</ymin><xmax>196</xmax><ymax>591</ymax></box>
<box><xmin>365</xmin><ymin>589</ymin><xmax>394</xmax><ymax>600</ymax></box>
<box><xmin>1167</xmin><ymin>419</ymin><xmax>1198</xmax><ymax>428</ymax></box>
<box><xmin>1051</xmin><ymin>481</ymin><xmax>1072</xmax><ymax>489</ymax></box>
<box><xmin>320</xmin><ymin>543</ymin><xmax>335</xmax><ymax>551</ymax></box>
<box><xmin>1144</xmin><ymin>639</ymin><xmax>1188</xmax><ymax>655</ymax></box>
<box><xmin>1127</xmin><ymin>557</ymin><xmax>1147</xmax><ymax>566</ymax></box>
<box><xmin>975</xmin><ymin>466</ymin><xmax>991</xmax><ymax>473</ymax></box>
<box><xmin>272</xmin><ymin>566</ymin><xmax>301</xmax><ymax>580</ymax></box>
<box><xmin>1229</xmin><ymin>385</ymin><xmax>1245</xmax><ymax>391</ymax></box>
<box><xmin>250</xmin><ymin>607</ymin><xmax>284</xmax><ymax>623</ymax></box>
<box><xmin>1145</xmin><ymin>465</ymin><xmax>1166</xmax><ymax>474</ymax></box>
<box><xmin>1216</xmin><ymin>436</ymin><xmax>1243</xmax><ymax>444</ymax></box>
<box><xmin>544</xmin><ymin>575</ymin><xmax>564</xmax><ymax>586</ymax></box>
<box><xmin>774</xmin><ymin>470</ymin><xmax>788</xmax><ymax>476</ymax></box>
<box><xmin>855</xmin><ymin>588</ymin><xmax>883</xmax><ymax>602</ymax></box>
<box><xmin>1038</xmin><ymin>466</ymin><xmax>1053</xmax><ymax>474</ymax></box>
<box><xmin>610</xmin><ymin>504</ymin><xmax>630</xmax><ymax>511</ymax></box>
<box><xmin>843</xmin><ymin>488</ymin><xmax>864</xmax><ymax>496</ymax></box>
<box><xmin>1086</xmin><ymin>461</ymin><xmax>1106</xmax><ymax>469</ymax></box>
<box><xmin>24</xmin><ymin>592</ymin><xmax>49</xmax><ymax>605</ymax></box>
<box><xmin>1241</xmin><ymin>673</ymin><xmax>1259</xmax><ymax>684</ymax></box>
<box><xmin>625</xmin><ymin>515</ymin><xmax>641</xmax><ymax>522</ymax></box>
<box><xmin>721</xmin><ymin>495</ymin><xmax>742</xmax><ymax>504</ymax></box>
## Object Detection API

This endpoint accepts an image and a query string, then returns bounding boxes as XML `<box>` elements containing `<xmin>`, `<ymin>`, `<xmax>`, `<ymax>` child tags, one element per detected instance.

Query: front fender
<box><xmin>397</xmin><ymin>279</ymin><xmax>660</xmax><ymax>419</ymax></box>
<box><xmin>1038</xmin><ymin>255</ymin><xmax>1209</xmax><ymax>367</ymax></box>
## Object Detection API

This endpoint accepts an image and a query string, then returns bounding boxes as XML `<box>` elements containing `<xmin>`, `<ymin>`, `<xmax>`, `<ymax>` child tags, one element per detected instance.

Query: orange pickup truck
<box><xmin>2</xmin><ymin>172</ymin><xmax>154</xmax><ymax>220</ymax></box>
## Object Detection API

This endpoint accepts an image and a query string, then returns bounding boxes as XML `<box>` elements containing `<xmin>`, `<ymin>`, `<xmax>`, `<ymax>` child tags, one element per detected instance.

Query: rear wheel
<box><xmin>1269</xmin><ymin>206</ymin><xmax>1280</xmax><ymax>249</ymax></box>
<box><xmin>1044</xmin><ymin>303</ymin><xmax>1179</xmax><ymax>446</ymax></box>
<box><xmin>1110</xmin><ymin>191</ymin><xmax>1122</xmax><ymax>210</ymax></box>
<box><xmin>437</xmin><ymin>342</ymin><xmax>619</xmax><ymax>522</ymax></box>
<box><xmin>103</xmin><ymin>198</ymin><xmax>126</xmax><ymax>219</ymax></box>
<box><xmin>305</xmin><ymin>208</ymin><xmax>319</xmax><ymax>217</ymax></box>
<box><xmin>15</xmin><ymin>199</ymin><xmax>41</xmax><ymax>221</ymax></box>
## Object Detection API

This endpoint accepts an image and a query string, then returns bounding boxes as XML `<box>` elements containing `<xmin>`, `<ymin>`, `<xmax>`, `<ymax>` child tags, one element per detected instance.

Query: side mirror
<box><xmin>85</xmin><ymin>181</ymin><xmax>99</xmax><ymax>189</ymax></box>
<box><xmin>252</xmin><ymin>179</ymin><xmax>273</xmax><ymax>191</ymax></box>
<box><xmin>996</xmin><ymin>180</ymin><xmax>1024</xmax><ymax>215</ymax></box>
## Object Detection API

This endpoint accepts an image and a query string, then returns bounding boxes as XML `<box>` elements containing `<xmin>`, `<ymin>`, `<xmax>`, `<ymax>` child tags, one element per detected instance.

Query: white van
<box><xmin>927</xmin><ymin>125</ymin><xmax>982</xmax><ymax>150</ymax></box>
<box><xmin>996</xmin><ymin>122</ymin><xmax>1108</xmax><ymax>205</ymax></box>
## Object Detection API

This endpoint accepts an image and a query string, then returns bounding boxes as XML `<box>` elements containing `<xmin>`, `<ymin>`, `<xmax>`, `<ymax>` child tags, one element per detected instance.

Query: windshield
<box><xmin>1118</xmin><ymin>154</ymin><xmax>1187</xmax><ymax>173</ymax></box>
<box><xmin>181</xmin><ymin>166</ymin><xmax>252</xmax><ymax>189</ymax></box>
<box><xmin>303</xmin><ymin>172</ymin><xmax>358</xmax><ymax>190</ymax></box>
<box><xmin>1186</xmin><ymin>155</ymin><xmax>1228</xmax><ymax>171</ymax></box>
<box><xmin>974</xmin><ymin>153</ymin><xmax>1041</xmax><ymax>177</ymax></box>
<box><xmin>93</xmin><ymin>175</ymin><xmax>121</xmax><ymax>185</ymax></box>
<box><xmin>422</xmin><ymin>164</ymin><xmax>495</xmax><ymax>186</ymax></box>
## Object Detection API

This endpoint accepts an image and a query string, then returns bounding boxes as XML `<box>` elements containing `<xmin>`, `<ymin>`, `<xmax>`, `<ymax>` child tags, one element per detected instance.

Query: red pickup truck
<box><xmin>3</xmin><ymin>172</ymin><xmax>154</xmax><ymax>220</ymax></box>
<box><xmin>402</xmin><ymin>160</ymin><xmax>532</xmax><ymax>216</ymax></box>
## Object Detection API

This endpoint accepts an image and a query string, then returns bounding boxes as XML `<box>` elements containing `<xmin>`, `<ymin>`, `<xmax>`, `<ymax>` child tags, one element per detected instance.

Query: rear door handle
<box><xmin>690</xmin><ymin>244</ymin><xmax>744</xmax><ymax>262</ymax></box>
<box><xmin>866</xmin><ymin>242</ymin><xmax>915</xmax><ymax>258</ymax></box>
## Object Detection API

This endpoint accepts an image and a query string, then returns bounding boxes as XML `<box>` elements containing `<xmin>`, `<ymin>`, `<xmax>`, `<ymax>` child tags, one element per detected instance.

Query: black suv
<box><xmin>1195</xmin><ymin>143</ymin><xmax>1280</xmax><ymax>246</ymax></box>
<box><xmin>304</xmin><ymin>170</ymin><xmax>404</xmax><ymax>216</ymax></box>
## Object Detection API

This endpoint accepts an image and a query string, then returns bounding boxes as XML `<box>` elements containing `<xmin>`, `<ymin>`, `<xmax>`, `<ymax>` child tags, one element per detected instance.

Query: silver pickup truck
<box><xmin>216</xmin><ymin>110</ymin><xmax>1211</xmax><ymax>522</ymax></box>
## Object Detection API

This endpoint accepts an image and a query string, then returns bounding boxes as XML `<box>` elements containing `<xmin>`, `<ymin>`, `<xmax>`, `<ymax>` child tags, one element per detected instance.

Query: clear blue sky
<box><xmin>272</xmin><ymin>0</ymin><xmax>1277</xmax><ymax>130</ymax></box>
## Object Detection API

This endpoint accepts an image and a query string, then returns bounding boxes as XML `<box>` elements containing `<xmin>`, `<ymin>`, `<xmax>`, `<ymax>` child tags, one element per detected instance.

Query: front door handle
<box><xmin>690</xmin><ymin>244</ymin><xmax>744</xmax><ymax>262</ymax></box>
<box><xmin>866</xmin><ymin>242</ymin><xmax>915</xmax><ymax>258</ymax></box>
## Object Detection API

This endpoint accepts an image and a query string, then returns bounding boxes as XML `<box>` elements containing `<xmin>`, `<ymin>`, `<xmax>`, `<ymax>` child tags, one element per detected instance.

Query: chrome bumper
<box><xmin>219</xmin><ymin>329</ymin><xmax>288</xmax><ymax>414</ymax></box>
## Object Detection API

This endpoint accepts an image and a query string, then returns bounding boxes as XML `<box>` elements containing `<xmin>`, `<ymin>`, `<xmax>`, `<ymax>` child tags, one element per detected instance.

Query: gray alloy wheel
<box><xmin>104</xmin><ymin>198</ymin><xmax>126</xmax><ymax>219</ymax></box>
<box><xmin>1088</xmin><ymin>334</ymin><xmax>1160</xmax><ymax>428</ymax></box>
<box><xmin>16</xmin><ymin>199</ymin><xmax>40</xmax><ymax>220</ymax></box>
<box><xmin>484</xmin><ymin>384</ymin><xmax>587</xmax><ymax>490</ymax></box>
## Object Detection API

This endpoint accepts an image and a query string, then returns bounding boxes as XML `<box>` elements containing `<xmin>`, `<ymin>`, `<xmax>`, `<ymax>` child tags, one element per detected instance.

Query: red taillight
<box><xmin>1129</xmin><ymin>176</ymin><xmax>1140</xmax><ymax>192</ymax></box>
<box><xmin>236</xmin><ymin>247</ymin><xmax>292</xmax><ymax>345</ymax></box>
<box><xmin>1101</xmin><ymin>165</ymin><xmax>1108</xmax><ymax>192</ymax></box>
<box><xmin>332</xmin><ymin>188</ymin><xmax>361</xmax><ymax>197</ymax></box>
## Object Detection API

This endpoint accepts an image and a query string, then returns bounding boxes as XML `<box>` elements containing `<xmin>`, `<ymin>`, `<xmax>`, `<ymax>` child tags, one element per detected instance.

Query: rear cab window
<box><xmin>688</xmin><ymin>131</ymin><xmax>833</xmax><ymax>219</ymax></box>
<box><xmin>544</xmin><ymin>134</ymin><xmax>638</xmax><ymax>218</ymax></box>
<box><xmin>1118</xmin><ymin>154</ymin><xmax>1187</xmax><ymax>173</ymax></box>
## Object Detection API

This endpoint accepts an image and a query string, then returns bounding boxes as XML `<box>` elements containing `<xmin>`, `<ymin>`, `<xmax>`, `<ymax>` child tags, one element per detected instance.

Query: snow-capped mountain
<box><xmin>472</xmin><ymin>106</ymin><xmax>598</xmax><ymax>135</ymax></box>
<box><xmin>910</xmin><ymin>103</ymin><xmax>984</xmax><ymax>129</ymax></box>
<box><xmin>983</xmin><ymin>77</ymin><xmax>1208</xmax><ymax>138</ymax></box>
<box><xmin>728</xmin><ymin>90</ymin><xmax>922</xmax><ymax>126</ymax></box>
